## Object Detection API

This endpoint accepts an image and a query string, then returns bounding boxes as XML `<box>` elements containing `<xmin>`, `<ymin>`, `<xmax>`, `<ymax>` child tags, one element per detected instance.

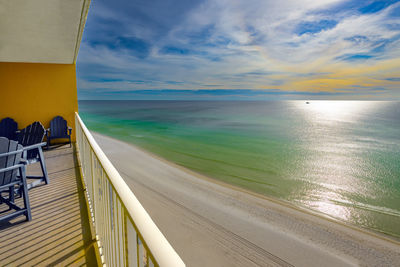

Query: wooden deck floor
<box><xmin>0</xmin><ymin>144</ymin><xmax>98</xmax><ymax>266</ymax></box>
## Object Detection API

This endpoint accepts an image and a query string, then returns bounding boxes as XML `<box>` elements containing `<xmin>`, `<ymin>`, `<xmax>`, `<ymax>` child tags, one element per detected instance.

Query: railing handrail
<box><xmin>75</xmin><ymin>112</ymin><xmax>185</xmax><ymax>267</ymax></box>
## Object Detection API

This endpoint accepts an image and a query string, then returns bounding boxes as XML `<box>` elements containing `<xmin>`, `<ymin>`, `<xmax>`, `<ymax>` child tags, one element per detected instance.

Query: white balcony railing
<box><xmin>75</xmin><ymin>112</ymin><xmax>185</xmax><ymax>267</ymax></box>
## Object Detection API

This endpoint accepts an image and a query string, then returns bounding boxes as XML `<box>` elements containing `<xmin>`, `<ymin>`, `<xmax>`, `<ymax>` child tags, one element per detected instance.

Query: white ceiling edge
<box><xmin>0</xmin><ymin>0</ymin><xmax>91</xmax><ymax>64</ymax></box>
<box><xmin>73</xmin><ymin>0</ymin><xmax>91</xmax><ymax>64</ymax></box>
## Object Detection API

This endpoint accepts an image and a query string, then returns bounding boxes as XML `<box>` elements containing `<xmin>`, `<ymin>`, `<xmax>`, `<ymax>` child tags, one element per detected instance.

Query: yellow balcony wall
<box><xmin>0</xmin><ymin>62</ymin><xmax>78</xmax><ymax>141</ymax></box>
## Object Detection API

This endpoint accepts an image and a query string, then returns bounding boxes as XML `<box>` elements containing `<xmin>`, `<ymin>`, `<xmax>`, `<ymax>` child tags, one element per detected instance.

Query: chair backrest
<box><xmin>50</xmin><ymin>116</ymin><xmax>68</xmax><ymax>138</ymax></box>
<box><xmin>17</xmin><ymin>122</ymin><xmax>46</xmax><ymax>159</ymax></box>
<box><xmin>0</xmin><ymin>117</ymin><xmax>18</xmax><ymax>140</ymax></box>
<box><xmin>0</xmin><ymin>137</ymin><xmax>23</xmax><ymax>186</ymax></box>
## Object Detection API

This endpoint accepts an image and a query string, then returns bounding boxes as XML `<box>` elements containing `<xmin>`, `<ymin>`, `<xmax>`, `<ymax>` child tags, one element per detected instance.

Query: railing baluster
<box><xmin>114</xmin><ymin>194</ymin><xmax>119</xmax><ymax>266</ymax></box>
<box><xmin>109</xmin><ymin>187</ymin><xmax>115</xmax><ymax>265</ymax></box>
<box><xmin>119</xmin><ymin>199</ymin><xmax>123</xmax><ymax>266</ymax></box>
<box><xmin>127</xmin><ymin>219</ymin><xmax>138</xmax><ymax>267</ymax></box>
<box><xmin>114</xmin><ymin>191</ymin><xmax>120</xmax><ymax>267</ymax></box>
<box><xmin>102</xmin><ymin>171</ymin><xmax>109</xmax><ymax>266</ymax></box>
<box><xmin>138</xmin><ymin>235</ymin><xmax>143</xmax><ymax>267</ymax></box>
<box><xmin>106</xmin><ymin>172</ymin><xmax>112</xmax><ymax>267</ymax></box>
<box><xmin>123</xmin><ymin>209</ymin><xmax>130</xmax><ymax>267</ymax></box>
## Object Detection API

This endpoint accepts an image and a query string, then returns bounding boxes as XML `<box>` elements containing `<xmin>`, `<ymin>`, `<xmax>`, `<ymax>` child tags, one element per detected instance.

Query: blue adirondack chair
<box><xmin>17</xmin><ymin>121</ymin><xmax>49</xmax><ymax>188</ymax></box>
<box><xmin>0</xmin><ymin>118</ymin><xmax>18</xmax><ymax>141</ymax></box>
<box><xmin>0</xmin><ymin>137</ymin><xmax>32</xmax><ymax>222</ymax></box>
<box><xmin>46</xmin><ymin>116</ymin><xmax>72</xmax><ymax>149</ymax></box>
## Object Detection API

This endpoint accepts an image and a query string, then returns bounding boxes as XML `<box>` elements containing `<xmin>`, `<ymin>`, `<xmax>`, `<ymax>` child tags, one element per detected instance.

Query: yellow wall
<box><xmin>0</xmin><ymin>62</ymin><xmax>78</xmax><ymax>141</ymax></box>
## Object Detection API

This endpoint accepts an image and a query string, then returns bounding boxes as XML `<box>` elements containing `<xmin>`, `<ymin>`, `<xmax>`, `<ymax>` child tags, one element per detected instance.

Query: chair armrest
<box><xmin>22</xmin><ymin>142</ymin><xmax>47</xmax><ymax>151</ymax></box>
<box><xmin>68</xmin><ymin>127</ymin><xmax>72</xmax><ymax>135</ymax></box>
<box><xmin>0</xmin><ymin>149</ymin><xmax>24</xmax><ymax>158</ymax></box>
<box><xmin>0</xmin><ymin>164</ymin><xmax>24</xmax><ymax>173</ymax></box>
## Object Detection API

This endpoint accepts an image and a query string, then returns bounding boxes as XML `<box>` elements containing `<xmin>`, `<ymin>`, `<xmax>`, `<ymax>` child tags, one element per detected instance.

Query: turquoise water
<box><xmin>79</xmin><ymin>100</ymin><xmax>400</xmax><ymax>238</ymax></box>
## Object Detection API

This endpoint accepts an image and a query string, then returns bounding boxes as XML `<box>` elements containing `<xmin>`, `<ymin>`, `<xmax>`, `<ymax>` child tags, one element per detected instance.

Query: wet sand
<box><xmin>93</xmin><ymin>132</ymin><xmax>400</xmax><ymax>267</ymax></box>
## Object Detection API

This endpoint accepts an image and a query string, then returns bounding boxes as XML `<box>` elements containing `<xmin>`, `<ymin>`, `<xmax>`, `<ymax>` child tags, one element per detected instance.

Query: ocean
<box><xmin>79</xmin><ymin>100</ymin><xmax>400</xmax><ymax>238</ymax></box>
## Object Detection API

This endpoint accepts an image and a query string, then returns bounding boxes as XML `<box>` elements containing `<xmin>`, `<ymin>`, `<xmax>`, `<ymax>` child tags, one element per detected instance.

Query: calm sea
<box><xmin>79</xmin><ymin>100</ymin><xmax>400</xmax><ymax>238</ymax></box>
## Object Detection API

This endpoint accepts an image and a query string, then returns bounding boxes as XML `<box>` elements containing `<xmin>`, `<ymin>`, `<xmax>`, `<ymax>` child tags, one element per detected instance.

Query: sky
<box><xmin>77</xmin><ymin>0</ymin><xmax>400</xmax><ymax>100</ymax></box>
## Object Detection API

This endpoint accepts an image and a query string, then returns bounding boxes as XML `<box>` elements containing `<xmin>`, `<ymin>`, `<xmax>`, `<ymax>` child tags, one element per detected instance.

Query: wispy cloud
<box><xmin>77</xmin><ymin>0</ymin><xmax>400</xmax><ymax>99</ymax></box>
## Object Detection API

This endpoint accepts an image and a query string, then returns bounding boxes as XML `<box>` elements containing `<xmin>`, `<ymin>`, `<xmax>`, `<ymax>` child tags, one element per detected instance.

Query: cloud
<box><xmin>77</xmin><ymin>0</ymin><xmax>400</xmax><ymax>99</ymax></box>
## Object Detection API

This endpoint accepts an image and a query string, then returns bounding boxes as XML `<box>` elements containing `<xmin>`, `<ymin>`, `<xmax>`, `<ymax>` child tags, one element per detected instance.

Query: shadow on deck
<box><xmin>0</xmin><ymin>144</ymin><xmax>98</xmax><ymax>266</ymax></box>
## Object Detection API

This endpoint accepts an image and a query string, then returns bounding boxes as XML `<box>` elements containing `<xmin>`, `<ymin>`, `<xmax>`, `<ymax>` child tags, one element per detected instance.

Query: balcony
<box><xmin>0</xmin><ymin>143</ymin><xmax>97</xmax><ymax>265</ymax></box>
<box><xmin>0</xmin><ymin>113</ymin><xmax>184</xmax><ymax>266</ymax></box>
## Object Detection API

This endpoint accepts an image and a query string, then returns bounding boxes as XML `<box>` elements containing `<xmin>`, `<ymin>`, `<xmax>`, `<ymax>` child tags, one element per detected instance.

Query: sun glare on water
<box><xmin>290</xmin><ymin>100</ymin><xmax>383</xmax><ymax>221</ymax></box>
<box><xmin>297</xmin><ymin>101</ymin><xmax>378</xmax><ymax>123</ymax></box>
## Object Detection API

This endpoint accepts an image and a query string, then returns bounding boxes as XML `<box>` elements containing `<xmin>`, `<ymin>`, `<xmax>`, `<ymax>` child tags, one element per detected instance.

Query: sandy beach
<box><xmin>93</xmin><ymin>132</ymin><xmax>400</xmax><ymax>267</ymax></box>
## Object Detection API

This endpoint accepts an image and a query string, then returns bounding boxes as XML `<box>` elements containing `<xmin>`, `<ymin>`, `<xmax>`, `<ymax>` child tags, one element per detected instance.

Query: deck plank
<box><xmin>0</xmin><ymin>145</ymin><xmax>98</xmax><ymax>266</ymax></box>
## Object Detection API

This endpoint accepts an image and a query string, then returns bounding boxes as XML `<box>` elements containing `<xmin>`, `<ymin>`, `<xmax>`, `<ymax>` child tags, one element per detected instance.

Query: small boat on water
<box><xmin>306</xmin><ymin>101</ymin><xmax>310</xmax><ymax>104</ymax></box>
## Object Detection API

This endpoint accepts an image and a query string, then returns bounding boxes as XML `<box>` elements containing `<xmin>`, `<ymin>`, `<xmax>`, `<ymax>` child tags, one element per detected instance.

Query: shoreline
<box><xmin>92</xmin><ymin>131</ymin><xmax>400</xmax><ymax>266</ymax></box>
<box><xmin>94</xmin><ymin>132</ymin><xmax>400</xmax><ymax>243</ymax></box>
